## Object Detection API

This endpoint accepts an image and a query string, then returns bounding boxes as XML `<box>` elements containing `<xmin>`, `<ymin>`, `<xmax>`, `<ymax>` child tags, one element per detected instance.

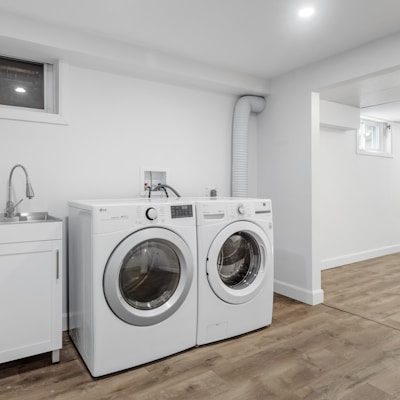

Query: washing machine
<box><xmin>196</xmin><ymin>198</ymin><xmax>273</xmax><ymax>345</ymax></box>
<box><xmin>68</xmin><ymin>198</ymin><xmax>197</xmax><ymax>377</ymax></box>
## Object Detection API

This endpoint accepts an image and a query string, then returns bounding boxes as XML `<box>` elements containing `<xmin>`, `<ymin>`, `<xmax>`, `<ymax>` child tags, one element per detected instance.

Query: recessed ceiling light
<box><xmin>15</xmin><ymin>87</ymin><xmax>26</xmax><ymax>93</ymax></box>
<box><xmin>298</xmin><ymin>7</ymin><xmax>315</xmax><ymax>18</ymax></box>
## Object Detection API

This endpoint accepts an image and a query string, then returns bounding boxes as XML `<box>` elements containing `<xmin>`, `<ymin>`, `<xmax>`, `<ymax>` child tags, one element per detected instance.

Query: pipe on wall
<box><xmin>231</xmin><ymin>95</ymin><xmax>266</xmax><ymax>197</ymax></box>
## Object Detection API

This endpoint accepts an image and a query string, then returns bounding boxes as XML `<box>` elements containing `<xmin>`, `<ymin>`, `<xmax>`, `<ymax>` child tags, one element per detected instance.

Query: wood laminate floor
<box><xmin>2</xmin><ymin>254</ymin><xmax>400</xmax><ymax>399</ymax></box>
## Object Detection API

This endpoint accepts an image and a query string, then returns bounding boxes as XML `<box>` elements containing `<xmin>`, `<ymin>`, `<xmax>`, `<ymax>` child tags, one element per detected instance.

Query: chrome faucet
<box><xmin>5</xmin><ymin>164</ymin><xmax>35</xmax><ymax>218</ymax></box>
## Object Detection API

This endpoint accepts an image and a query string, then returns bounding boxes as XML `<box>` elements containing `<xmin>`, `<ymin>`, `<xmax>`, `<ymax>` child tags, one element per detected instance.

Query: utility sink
<box><xmin>0</xmin><ymin>212</ymin><xmax>62</xmax><ymax>244</ymax></box>
<box><xmin>0</xmin><ymin>212</ymin><xmax>60</xmax><ymax>224</ymax></box>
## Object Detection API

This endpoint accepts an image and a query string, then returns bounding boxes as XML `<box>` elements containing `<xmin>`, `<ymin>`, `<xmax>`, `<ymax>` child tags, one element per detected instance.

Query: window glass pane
<box><xmin>0</xmin><ymin>56</ymin><xmax>44</xmax><ymax>109</ymax></box>
<box><xmin>383</xmin><ymin>124</ymin><xmax>392</xmax><ymax>153</ymax></box>
<box><xmin>364</xmin><ymin>124</ymin><xmax>380</xmax><ymax>150</ymax></box>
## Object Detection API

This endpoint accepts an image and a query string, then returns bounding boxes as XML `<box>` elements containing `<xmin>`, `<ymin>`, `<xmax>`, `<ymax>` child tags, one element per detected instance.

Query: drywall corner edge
<box><xmin>320</xmin><ymin>100</ymin><xmax>360</xmax><ymax>130</ymax></box>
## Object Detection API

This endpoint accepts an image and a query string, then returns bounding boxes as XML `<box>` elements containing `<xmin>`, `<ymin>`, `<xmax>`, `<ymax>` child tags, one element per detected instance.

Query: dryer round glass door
<box><xmin>217</xmin><ymin>231</ymin><xmax>260</xmax><ymax>289</ymax></box>
<box><xmin>104</xmin><ymin>227</ymin><xmax>194</xmax><ymax>326</ymax></box>
<box><xmin>206</xmin><ymin>221</ymin><xmax>272</xmax><ymax>304</ymax></box>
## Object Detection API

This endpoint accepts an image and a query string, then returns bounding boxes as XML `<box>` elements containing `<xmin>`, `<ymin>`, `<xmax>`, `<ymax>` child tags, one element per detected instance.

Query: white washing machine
<box><xmin>196</xmin><ymin>198</ymin><xmax>273</xmax><ymax>345</ymax></box>
<box><xmin>68</xmin><ymin>198</ymin><xmax>197</xmax><ymax>377</ymax></box>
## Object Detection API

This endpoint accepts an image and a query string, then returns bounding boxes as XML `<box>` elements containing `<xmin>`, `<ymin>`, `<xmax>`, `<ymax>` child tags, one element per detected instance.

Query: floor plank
<box><xmin>323</xmin><ymin>253</ymin><xmax>400</xmax><ymax>329</ymax></box>
<box><xmin>2</xmin><ymin>254</ymin><xmax>400</xmax><ymax>399</ymax></box>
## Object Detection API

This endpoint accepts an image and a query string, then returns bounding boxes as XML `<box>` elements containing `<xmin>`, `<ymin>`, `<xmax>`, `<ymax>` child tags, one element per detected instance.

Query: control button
<box><xmin>237</xmin><ymin>204</ymin><xmax>245</xmax><ymax>215</ymax></box>
<box><xmin>146</xmin><ymin>207</ymin><xmax>158</xmax><ymax>221</ymax></box>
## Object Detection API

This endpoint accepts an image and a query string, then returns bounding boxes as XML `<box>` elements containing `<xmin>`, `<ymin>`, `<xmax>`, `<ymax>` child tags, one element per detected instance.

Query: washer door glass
<box><xmin>217</xmin><ymin>232</ymin><xmax>260</xmax><ymax>289</ymax></box>
<box><xmin>104</xmin><ymin>227</ymin><xmax>194</xmax><ymax>326</ymax></box>
<box><xmin>120</xmin><ymin>240</ymin><xmax>180</xmax><ymax>310</ymax></box>
<box><xmin>206</xmin><ymin>221</ymin><xmax>272</xmax><ymax>305</ymax></box>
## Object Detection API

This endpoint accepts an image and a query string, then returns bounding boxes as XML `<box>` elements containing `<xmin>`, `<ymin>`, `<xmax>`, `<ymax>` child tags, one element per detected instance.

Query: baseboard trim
<box><xmin>274</xmin><ymin>280</ymin><xmax>324</xmax><ymax>305</ymax></box>
<box><xmin>62</xmin><ymin>312</ymin><xmax>68</xmax><ymax>332</ymax></box>
<box><xmin>320</xmin><ymin>244</ymin><xmax>400</xmax><ymax>270</ymax></box>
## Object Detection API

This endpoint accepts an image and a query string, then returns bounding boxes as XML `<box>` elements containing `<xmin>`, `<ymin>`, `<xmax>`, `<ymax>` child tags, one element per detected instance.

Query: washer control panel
<box><xmin>72</xmin><ymin>199</ymin><xmax>196</xmax><ymax>233</ymax></box>
<box><xmin>171</xmin><ymin>204</ymin><xmax>193</xmax><ymax>219</ymax></box>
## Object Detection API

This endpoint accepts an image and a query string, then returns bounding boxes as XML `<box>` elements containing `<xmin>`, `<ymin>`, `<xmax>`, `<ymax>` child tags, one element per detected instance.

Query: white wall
<box><xmin>320</xmin><ymin>100</ymin><xmax>360</xmax><ymax>130</ymax></box>
<box><xmin>0</xmin><ymin>65</ymin><xmax>240</xmax><ymax>328</ymax></box>
<box><xmin>258</xmin><ymin>87</ymin><xmax>322</xmax><ymax>304</ymax></box>
<box><xmin>320</xmin><ymin>124</ymin><xmax>400</xmax><ymax>269</ymax></box>
<box><xmin>257</xmin><ymin>30</ymin><xmax>400</xmax><ymax>305</ymax></box>
<box><xmin>0</xmin><ymin>66</ymin><xmax>237</xmax><ymax>211</ymax></box>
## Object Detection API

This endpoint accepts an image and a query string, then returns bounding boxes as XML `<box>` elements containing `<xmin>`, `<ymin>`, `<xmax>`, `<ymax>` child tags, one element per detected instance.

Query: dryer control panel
<box><xmin>229</xmin><ymin>200</ymin><xmax>272</xmax><ymax>219</ymax></box>
<box><xmin>196</xmin><ymin>199</ymin><xmax>272</xmax><ymax>226</ymax></box>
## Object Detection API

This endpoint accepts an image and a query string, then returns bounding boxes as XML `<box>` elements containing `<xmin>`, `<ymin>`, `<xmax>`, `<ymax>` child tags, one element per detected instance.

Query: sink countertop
<box><xmin>0</xmin><ymin>212</ymin><xmax>62</xmax><ymax>244</ymax></box>
<box><xmin>0</xmin><ymin>212</ymin><xmax>62</xmax><ymax>224</ymax></box>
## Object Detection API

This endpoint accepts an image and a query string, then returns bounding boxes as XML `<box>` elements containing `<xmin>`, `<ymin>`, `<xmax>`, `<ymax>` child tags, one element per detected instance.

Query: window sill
<box><xmin>0</xmin><ymin>107</ymin><xmax>68</xmax><ymax>125</ymax></box>
<box><xmin>357</xmin><ymin>150</ymin><xmax>393</xmax><ymax>158</ymax></box>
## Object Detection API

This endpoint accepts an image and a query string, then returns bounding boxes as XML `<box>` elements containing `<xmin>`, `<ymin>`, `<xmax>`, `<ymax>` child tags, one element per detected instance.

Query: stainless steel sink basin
<box><xmin>0</xmin><ymin>212</ymin><xmax>61</xmax><ymax>224</ymax></box>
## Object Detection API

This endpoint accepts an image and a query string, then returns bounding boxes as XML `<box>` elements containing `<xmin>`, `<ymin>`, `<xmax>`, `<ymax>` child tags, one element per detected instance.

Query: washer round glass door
<box><xmin>206</xmin><ymin>221</ymin><xmax>271</xmax><ymax>304</ymax></box>
<box><xmin>104</xmin><ymin>227</ymin><xmax>193</xmax><ymax>326</ymax></box>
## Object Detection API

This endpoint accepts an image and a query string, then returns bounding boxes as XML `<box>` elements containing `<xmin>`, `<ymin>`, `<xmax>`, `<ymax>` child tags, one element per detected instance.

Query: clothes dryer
<box><xmin>196</xmin><ymin>198</ymin><xmax>273</xmax><ymax>345</ymax></box>
<box><xmin>68</xmin><ymin>198</ymin><xmax>197</xmax><ymax>376</ymax></box>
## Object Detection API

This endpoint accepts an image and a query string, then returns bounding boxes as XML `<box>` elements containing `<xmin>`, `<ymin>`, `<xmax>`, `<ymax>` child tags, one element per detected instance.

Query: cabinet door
<box><xmin>0</xmin><ymin>240</ymin><xmax>61</xmax><ymax>363</ymax></box>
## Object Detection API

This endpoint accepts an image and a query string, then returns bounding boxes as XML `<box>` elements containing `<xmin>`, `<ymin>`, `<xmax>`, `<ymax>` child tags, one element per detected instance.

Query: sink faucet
<box><xmin>5</xmin><ymin>164</ymin><xmax>35</xmax><ymax>218</ymax></box>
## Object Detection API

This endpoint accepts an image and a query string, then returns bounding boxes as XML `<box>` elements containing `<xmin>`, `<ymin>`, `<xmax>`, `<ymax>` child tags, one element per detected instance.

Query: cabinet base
<box><xmin>52</xmin><ymin>349</ymin><xmax>60</xmax><ymax>363</ymax></box>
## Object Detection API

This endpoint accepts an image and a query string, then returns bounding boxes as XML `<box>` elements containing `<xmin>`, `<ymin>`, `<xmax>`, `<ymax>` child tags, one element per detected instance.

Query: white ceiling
<box><xmin>319</xmin><ymin>69</ymin><xmax>400</xmax><ymax>122</ymax></box>
<box><xmin>1</xmin><ymin>0</ymin><xmax>400</xmax><ymax>80</ymax></box>
<box><xmin>2</xmin><ymin>0</ymin><xmax>400</xmax><ymax>119</ymax></box>
<box><xmin>361</xmin><ymin>101</ymin><xmax>400</xmax><ymax>122</ymax></box>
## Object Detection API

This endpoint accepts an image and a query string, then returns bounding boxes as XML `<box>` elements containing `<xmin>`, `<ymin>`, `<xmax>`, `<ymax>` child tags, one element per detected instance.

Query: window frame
<box><xmin>357</xmin><ymin>117</ymin><xmax>392</xmax><ymax>158</ymax></box>
<box><xmin>0</xmin><ymin>57</ymin><xmax>68</xmax><ymax>125</ymax></box>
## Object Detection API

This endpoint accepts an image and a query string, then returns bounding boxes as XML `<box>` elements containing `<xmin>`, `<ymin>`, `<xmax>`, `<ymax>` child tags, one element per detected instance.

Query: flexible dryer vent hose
<box><xmin>231</xmin><ymin>95</ymin><xmax>266</xmax><ymax>197</ymax></box>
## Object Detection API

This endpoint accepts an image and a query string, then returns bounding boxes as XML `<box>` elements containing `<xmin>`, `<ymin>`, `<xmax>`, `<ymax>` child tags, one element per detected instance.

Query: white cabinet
<box><xmin>0</xmin><ymin>220</ymin><xmax>62</xmax><ymax>364</ymax></box>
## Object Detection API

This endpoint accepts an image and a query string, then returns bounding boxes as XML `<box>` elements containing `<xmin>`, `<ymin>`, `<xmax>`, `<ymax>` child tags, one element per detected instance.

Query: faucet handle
<box><xmin>6</xmin><ymin>199</ymin><xmax>23</xmax><ymax>217</ymax></box>
<box><xmin>5</xmin><ymin>201</ymin><xmax>14</xmax><ymax>218</ymax></box>
<box><xmin>14</xmin><ymin>199</ymin><xmax>24</xmax><ymax>208</ymax></box>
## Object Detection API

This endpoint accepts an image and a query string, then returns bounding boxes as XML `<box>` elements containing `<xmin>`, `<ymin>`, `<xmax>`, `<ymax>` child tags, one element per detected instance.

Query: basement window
<box><xmin>357</xmin><ymin>118</ymin><xmax>392</xmax><ymax>157</ymax></box>
<box><xmin>0</xmin><ymin>56</ymin><xmax>47</xmax><ymax>110</ymax></box>
<box><xmin>0</xmin><ymin>55</ymin><xmax>67</xmax><ymax>125</ymax></box>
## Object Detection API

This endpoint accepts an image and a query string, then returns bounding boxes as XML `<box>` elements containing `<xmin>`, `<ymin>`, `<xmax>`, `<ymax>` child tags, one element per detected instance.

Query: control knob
<box><xmin>146</xmin><ymin>207</ymin><xmax>158</xmax><ymax>221</ymax></box>
<box><xmin>237</xmin><ymin>204</ymin><xmax>245</xmax><ymax>215</ymax></box>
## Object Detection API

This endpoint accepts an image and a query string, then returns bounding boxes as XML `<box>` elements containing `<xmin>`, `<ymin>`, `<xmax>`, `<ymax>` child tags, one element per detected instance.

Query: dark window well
<box><xmin>0</xmin><ymin>56</ymin><xmax>44</xmax><ymax>110</ymax></box>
